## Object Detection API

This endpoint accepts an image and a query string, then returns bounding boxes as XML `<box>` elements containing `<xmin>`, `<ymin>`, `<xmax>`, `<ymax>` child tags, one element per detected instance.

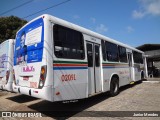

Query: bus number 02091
<box><xmin>61</xmin><ymin>74</ymin><xmax>76</xmax><ymax>82</ymax></box>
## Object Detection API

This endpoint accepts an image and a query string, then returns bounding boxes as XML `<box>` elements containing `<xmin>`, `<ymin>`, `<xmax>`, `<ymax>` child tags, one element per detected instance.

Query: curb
<box><xmin>143</xmin><ymin>81</ymin><xmax>160</xmax><ymax>83</ymax></box>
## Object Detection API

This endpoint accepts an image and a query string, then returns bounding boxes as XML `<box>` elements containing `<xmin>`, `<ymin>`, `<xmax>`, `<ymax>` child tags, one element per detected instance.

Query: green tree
<box><xmin>0</xmin><ymin>16</ymin><xmax>27</xmax><ymax>43</ymax></box>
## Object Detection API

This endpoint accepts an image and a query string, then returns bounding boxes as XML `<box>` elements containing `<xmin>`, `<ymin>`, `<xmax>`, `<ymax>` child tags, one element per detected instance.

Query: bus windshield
<box><xmin>14</xmin><ymin>18</ymin><xmax>44</xmax><ymax>65</ymax></box>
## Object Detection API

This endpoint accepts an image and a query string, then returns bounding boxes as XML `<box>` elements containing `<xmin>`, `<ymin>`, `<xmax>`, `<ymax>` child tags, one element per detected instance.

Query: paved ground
<box><xmin>0</xmin><ymin>78</ymin><xmax>160</xmax><ymax>120</ymax></box>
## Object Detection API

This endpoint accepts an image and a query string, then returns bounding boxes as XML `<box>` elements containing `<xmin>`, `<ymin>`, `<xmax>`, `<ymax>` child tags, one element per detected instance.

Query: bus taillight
<box><xmin>40</xmin><ymin>74</ymin><xmax>45</xmax><ymax>81</ymax></box>
<box><xmin>38</xmin><ymin>66</ymin><xmax>47</xmax><ymax>89</ymax></box>
<box><xmin>6</xmin><ymin>70</ymin><xmax>10</xmax><ymax>84</ymax></box>
<box><xmin>41</xmin><ymin>67</ymin><xmax>45</xmax><ymax>75</ymax></box>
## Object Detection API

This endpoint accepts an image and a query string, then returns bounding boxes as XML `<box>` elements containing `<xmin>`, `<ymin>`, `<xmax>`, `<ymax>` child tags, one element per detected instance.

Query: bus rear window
<box><xmin>14</xmin><ymin>18</ymin><xmax>44</xmax><ymax>65</ymax></box>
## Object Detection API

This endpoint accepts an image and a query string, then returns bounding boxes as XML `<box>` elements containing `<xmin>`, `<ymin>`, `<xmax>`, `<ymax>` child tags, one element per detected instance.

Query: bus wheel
<box><xmin>110</xmin><ymin>77</ymin><xmax>119</xmax><ymax>97</ymax></box>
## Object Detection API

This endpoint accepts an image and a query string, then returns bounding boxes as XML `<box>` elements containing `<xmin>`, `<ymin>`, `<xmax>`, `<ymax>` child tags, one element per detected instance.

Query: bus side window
<box><xmin>133</xmin><ymin>51</ymin><xmax>143</xmax><ymax>64</ymax></box>
<box><xmin>118</xmin><ymin>46</ymin><xmax>127</xmax><ymax>63</ymax></box>
<box><xmin>101</xmin><ymin>40</ymin><xmax>106</xmax><ymax>61</ymax></box>
<box><xmin>53</xmin><ymin>25</ymin><xmax>85</xmax><ymax>59</ymax></box>
<box><xmin>105</xmin><ymin>41</ymin><xmax>119</xmax><ymax>62</ymax></box>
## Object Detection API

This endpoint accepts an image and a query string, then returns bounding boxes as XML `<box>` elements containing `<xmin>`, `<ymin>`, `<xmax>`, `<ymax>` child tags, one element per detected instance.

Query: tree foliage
<box><xmin>0</xmin><ymin>16</ymin><xmax>27</xmax><ymax>43</ymax></box>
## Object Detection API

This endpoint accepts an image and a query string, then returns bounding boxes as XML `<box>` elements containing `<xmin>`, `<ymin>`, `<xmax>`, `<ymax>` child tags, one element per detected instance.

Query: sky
<box><xmin>0</xmin><ymin>0</ymin><xmax>160</xmax><ymax>47</ymax></box>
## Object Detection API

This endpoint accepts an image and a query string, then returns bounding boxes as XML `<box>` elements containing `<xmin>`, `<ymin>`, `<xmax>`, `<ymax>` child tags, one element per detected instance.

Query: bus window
<box><xmin>133</xmin><ymin>51</ymin><xmax>143</xmax><ymax>64</ymax></box>
<box><xmin>105</xmin><ymin>41</ymin><xmax>119</xmax><ymax>62</ymax></box>
<box><xmin>101</xmin><ymin>40</ymin><xmax>106</xmax><ymax>61</ymax></box>
<box><xmin>87</xmin><ymin>43</ymin><xmax>93</xmax><ymax>67</ymax></box>
<box><xmin>14</xmin><ymin>18</ymin><xmax>44</xmax><ymax>65</ymax></box>
<box><xmin>95</xmin><ymin>45</ymin><xmax>100</xmax><ymax>67</ymax></box>
<box><xmin>53</xmin><ymin>25</ymin><xmax>85</xmax><ymax>59</ymax></box>
<box><xmin>118</xmin><ymin>46</ymin><xmax>127</xmax><ymax>63</ymax></box>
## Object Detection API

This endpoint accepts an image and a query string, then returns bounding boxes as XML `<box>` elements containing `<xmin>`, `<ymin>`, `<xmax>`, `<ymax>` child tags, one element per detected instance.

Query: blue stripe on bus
<box><xmin>53</xmin><ymin>67</ymin><xmax>88</xmax><ymax>70</ymax></box>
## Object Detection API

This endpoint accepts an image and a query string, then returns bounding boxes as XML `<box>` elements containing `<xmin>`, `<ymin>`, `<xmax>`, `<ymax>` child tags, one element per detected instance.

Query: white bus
<box><xmin>0</xmin><ymin>39</ymin><xmax>14</xmax><ymax>91</ymax></box>
<box><xmin>13</xmin><ymin>14</ymin><xmax>147</xmax><ymax>102</ymax></box>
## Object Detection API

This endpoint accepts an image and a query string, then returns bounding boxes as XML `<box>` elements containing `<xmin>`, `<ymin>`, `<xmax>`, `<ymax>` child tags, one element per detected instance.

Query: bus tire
<box><xmin>109</xmin><ymin>77</ymin><xmax>119</xmax><ymax>97</ymax></box>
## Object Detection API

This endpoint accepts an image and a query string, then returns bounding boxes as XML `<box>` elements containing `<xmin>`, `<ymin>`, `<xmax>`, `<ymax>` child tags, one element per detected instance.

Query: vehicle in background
<box><xmin>0</xmin><ymin>39</ymin><xmax>15</xmax><ymax>91</ymax></box>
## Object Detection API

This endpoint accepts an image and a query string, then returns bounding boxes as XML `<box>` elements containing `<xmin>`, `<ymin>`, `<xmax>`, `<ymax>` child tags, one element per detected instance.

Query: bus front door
<box><xmin>87</xmin><ymin>42</ymin><xmax>101</xmax><ymax>95</ymax></box>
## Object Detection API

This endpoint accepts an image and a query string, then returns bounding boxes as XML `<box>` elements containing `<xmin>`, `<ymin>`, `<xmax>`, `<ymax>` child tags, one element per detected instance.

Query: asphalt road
<box><xmin>0</xmin><ymin>78</ymin><xmax>160</xmax><ymax>120</ymax></box>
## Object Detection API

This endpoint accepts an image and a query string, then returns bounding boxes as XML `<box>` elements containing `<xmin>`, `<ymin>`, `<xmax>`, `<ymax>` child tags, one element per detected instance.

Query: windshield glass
<box><xmin>14</xmin><ymin>18</ymin><xmax>44</xmax><ymax>65</ymax></box>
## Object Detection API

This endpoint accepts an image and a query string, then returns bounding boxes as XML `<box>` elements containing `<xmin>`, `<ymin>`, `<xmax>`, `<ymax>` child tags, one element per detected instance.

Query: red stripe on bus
<box><xmin>53</xmin><ymin>64</ymin><xmax>87</xmax><ymax>67</ymax></box>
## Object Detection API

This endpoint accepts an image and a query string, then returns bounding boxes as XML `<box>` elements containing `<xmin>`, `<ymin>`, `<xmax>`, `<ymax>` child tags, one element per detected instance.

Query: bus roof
<box><xmin>17</xmin><ymin>14</ymin><xmax>143</xmax><ymax>54</ymax></box>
